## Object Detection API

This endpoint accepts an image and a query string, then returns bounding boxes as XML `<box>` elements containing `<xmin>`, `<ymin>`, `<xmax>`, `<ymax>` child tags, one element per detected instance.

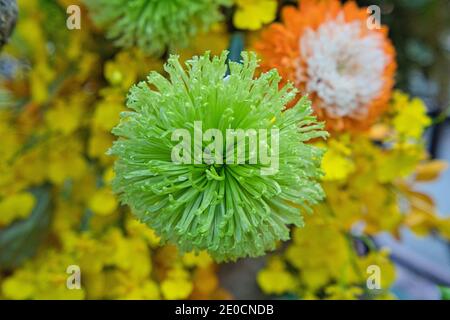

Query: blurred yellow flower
<box><xmin>285</xmin><ymin>218</ymin><xmax>353</xmax><ymax>290</ymax></box>
<box><xmin>88</xmin><ymin>188</ymin><xmax>118</xmax><ymax>216</ymax></box>
<box><xmin>1</xmin><ymin>250</ymin><xmax>86</xmax><ymax>300</ymax></box>
<box><xmin>233</xmin><ymin>0</ymin><xmax>277</xmax><ymax>30</ymax></box>
<box><xmin>321</xmin><ymin>138</ymin><xmax>355</xmax><ymax>181</ymax></box>
<box><xmin>357</xmin><ymin>249</ymin><xmax>396</xmax><ymax>290</ymax></box>
<box><xmin>103</xmin><ymin>230</ymin><xmax>152</xmax><ymax>280</ymax></box>
<box><xmin>161</xmin><ymin>268</ymin><xmax>193</xmax><ymax>299</ymax></box>
<box><xmin>376</xmin><ymin>145</ymin><xmax>424</xmax><ymax>183</ymax></box>
<box><xmin>177</xmin><ymin>23</ymin><xmax>229</xmax><ymax>62</ymax></box>
<box><xmin>1</xmin><ymin>273</ymin><xmax>36</xmax><ymax>300</ymax></box>
<box><xmin>47</xmin><ymin>139</ymin><xmax>87</xmax><ymax>185</ymax></box>
<box><xmin>104</xmin><ymin>49</ymin><xmax>163</xmax><ymax>90</ymax></box>
<box><xmin>126</xmin><ymin>280</ymin><xmax>160</xmax><ymax>300</ymax></box>
<box><xmin>125</xmin><ymin>218</ymin><xmax>161</xmax><ymax>248</ymax></box>
<box><xmin>88</xmin><ymin>129</ymin><xmax>114</xmax><ymax>164</ymax></box>
<box><xmin>92</xmin><ymin>99</ymin><xmax>124</xmax><ymax>132</ymax></box>
<box><xmin>0</xmin><ymin>192</ymin><xmax>36</xmax><ymax>226</ymax></box>
<box><xmin>257</xmin><ymin>257</ymin><xmax>296</xmax><ymax>295</ymax></box>
<box><xmin>325</xmin><ymin>285</ymin><xmax>363</xmax><ymax>300</ymax></box>
<box><xmin>46</xmin><ymin>98</ymin><xmax>84</xmax><ymax>135</ymax></box>
<box><xmin>182</xmin><ymin>251</ymin><xmax>213</xmax><ymax>268</ymax></box>
<box><xmin>392</xmin><ymin>91</ymin><xmax>431</xmax><ymax>139</ymax></box>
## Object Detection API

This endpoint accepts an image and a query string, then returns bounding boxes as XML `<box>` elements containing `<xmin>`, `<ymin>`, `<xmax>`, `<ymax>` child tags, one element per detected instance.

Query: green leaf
<box><xmin>0</xmin><ymin>187</ymin><xmax>52</xmax><ymax>270</ymax></box>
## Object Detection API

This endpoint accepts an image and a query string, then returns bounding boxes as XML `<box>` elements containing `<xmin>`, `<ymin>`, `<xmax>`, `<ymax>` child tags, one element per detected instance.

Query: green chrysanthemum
<box><xmin>84</xmin><ymin>0</ymin><xmax>231</xmax><ymax>56</ymax></box>
<box><xmin>109</xmin><ymin>51</ymin><xmax>328</xmax><ymax>261</ymax></box>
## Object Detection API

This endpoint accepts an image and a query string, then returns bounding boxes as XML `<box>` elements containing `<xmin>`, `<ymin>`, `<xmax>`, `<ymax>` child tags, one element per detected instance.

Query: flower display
<box><xmin>84</xmin><ymin>0</ymin><xmax>231</xmax><ymax>56</ymax></box>
<box><xmin>0</xmin><ymin>0</ymin><xmax>448</xmax><ymax>302</ymax></box>
<box><xmin>109</xmin><ymin>51</ymin><xmax>328</xmax><ymax>261</ymax></box>
<box><xmin>254</xmin><ymin>0</ymin><xmax>396</xmax><ymax>132</ymax></box>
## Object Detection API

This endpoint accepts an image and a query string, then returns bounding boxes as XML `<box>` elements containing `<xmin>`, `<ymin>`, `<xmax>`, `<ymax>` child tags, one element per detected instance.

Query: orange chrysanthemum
<box><xmin>254</xmin><ymin>0</ymin><xmax>396</xmax><ymax>132</ymax></box>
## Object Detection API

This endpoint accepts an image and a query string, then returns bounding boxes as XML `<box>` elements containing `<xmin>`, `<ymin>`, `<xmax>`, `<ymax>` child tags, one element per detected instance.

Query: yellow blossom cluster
<box><xmin>257</xmin><ymin>91</ymin><xmax>449</xmax><ymax>299</ymax></box>
<box><xmin>233</xmin><ymin>0</ymin><xmax>277</xmax><ymax>31</ymax></box>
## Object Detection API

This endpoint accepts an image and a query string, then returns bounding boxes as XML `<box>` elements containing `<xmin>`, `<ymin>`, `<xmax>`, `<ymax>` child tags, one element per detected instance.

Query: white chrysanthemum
<box><xmin>296</xmin><ymin>15</ymin><xmax>388</xmax><ymax>118</ymax></box>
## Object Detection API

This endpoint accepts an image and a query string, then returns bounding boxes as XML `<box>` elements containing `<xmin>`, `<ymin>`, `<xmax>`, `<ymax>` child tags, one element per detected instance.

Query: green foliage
<box><xmin>109</xmin><ymin>51</ymin><xmax>328</xmax><ymax>261</ymax></box>
<box><xmin>84</xmin><ymin>0</ymin><xmax>231</xmax><ymax>56</ymax></box>
<box><xmin>0</xmin><ymin>187</ymin><xmax>52</xmax><ymax>270</ymax></box>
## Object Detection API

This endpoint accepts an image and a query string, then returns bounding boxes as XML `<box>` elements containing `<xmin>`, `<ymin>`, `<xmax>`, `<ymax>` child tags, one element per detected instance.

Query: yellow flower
<box><xmin>88</xmin><ymin>188</ymin><xmax>118</xmax><ymax>216</ymax></box>
<box><xmin>47</xmin><ymin>140</ymin><xmax>87</xmax><ymax>185</ymax></box>
<box><xmin>1</xmin><ymin>250</ymin><xmax>86</xmax><ymax>300</ymax></box>
<box><xmin>358</xmin><ymin>249</ymin><xmax>396</xmax><ymax>289</ymax></box>
<box><xmin>182</xmin><ymin>251</ymin><xmax>213</xmax><ymax>268</ymax></box>
<box><xmin>1</xmin><ymin>273</ymin><xmax>35</xmax><ymax>299</ymax></box>
<box><xmin>88</xmin><ymin>129</ymin><xmax>115</xmax><ymax>164</ymax></box>
<box><xmin>103</xmin><ymin>230</ymin><xmax>152</xmax><ymax>281</ymax></box>
<box><xmin>104</xmin><ymin>49</ymin><xmax>162</xmax><ymax>90</ymax></box>
<box><xmin>125</xmin><ymin>218</ymin><xmax>161</xmax><ymax>248</ymax></box>
<box><xmin>257</xmin><ymin>257</ymin><xmax>296</xmax><ymax>295</ymax></box>
<box><xmin>233</xmin><ymin>0</ymin><xmax>277</xmax><ymax>30</ymax></box>
<box><xmin>285</xmin><ymin>217</ymin><xmax>354</xmax><ymax>290</ymax></box>
<box><xmin>103</xmin><ymin>166</ymin><xmax>115</xmax><ymax>184</ymax></box>
<box><xmin>12</xmin><ymin>147</ymin><xmax>47</xmax><ymax>188</ymax></box>
<box><xmin>125</xmin><ymin>280</ymin><xmax>160</xmax><ymax>300</ymax></box>
<box><xmin>161</xmin><ymin>268</ymin><xmax>193</xmax><ymax>299</ymax></box>
<box><xmin>392</xmin><ymin>91</ymin><xmax>431</xmax><ymax>139</ymax></box>
<box><xmin>92</xmin><ymin>99</ymin><xmax>124</xmax><ymax>132</ymax></box>
<box><xmin>321</xmin><ymin>138</ymin><xmax>355</xmax><ymax>181</ymax></box>
<box><xmin>45</xmin><ymin>98</ymin><xmax>84</xmax><ymax>135</ymax></box>
<box><xmin>0</xmin><ymin>192</ymin><xmax>36</xmax><ymax>226</ymax></box>
<box><xmin>376</xmin><ymin>144</ymin><xmax>424</xmax><ymax>183</ymax></box>
<box><xmin>102</xmin><ymin>270</ymin><xmax>160</xmax><ymax>300</ymax></box>
<box><xmin>177</xmin><ymin>23</ymin><xmax>229</xmax><ymax>62</ymax></box>
<box><xmin>325</xmin><ymin>285</ymin><xmax>363</xmax><ymax>300</ymax></box>
<box><xmin>0</xmin><ymin>118</ymin><xmax>20</xmax><ymax>161</ymax></box>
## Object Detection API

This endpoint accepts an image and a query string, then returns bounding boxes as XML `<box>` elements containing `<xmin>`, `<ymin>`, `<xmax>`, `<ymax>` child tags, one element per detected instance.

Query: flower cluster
<box><xmin>252</xmin><ymin>0</ymin><xmax>448</xmax><ymax>300</ymax></box>
<box><xmin>257</xmin><ymin>91</ymin><xmax>450</xmax><ymax>299</ymax></box>
<box><xmin>0</xmin><ymin>0</ymin><xmax>448</xmax><ymax>301</ymax></box>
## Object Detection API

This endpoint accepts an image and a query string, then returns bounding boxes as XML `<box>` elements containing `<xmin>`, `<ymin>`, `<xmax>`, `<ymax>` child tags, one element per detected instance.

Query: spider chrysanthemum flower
<box><xmin>108</xmin><ymin>51</ymin><xmax>328</xmax><ymax>261</ymax></box>
<box><xmin>84</xmin><ymin>0</ymin><xmax>231</xmax><ymax>56</ymax></box>
<box><xmin>254</xmin><ymin>0</ymin><xmax>396</xmax><ymax>132</ymax></box>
